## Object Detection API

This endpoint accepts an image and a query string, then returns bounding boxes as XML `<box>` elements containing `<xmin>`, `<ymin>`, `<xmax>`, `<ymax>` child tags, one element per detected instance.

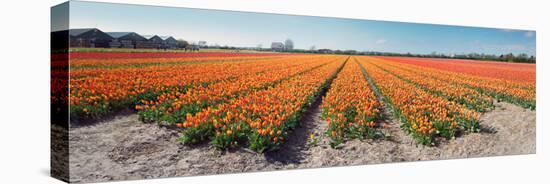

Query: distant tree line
<box><xmin>361</xmin><ymin>52</ymin><xmax>536</xmax><ymax>63</ymax></box>
<box><xmin>190</xmin><ymin>39</ymin><xmax>536</xmax><ymax>64</ymax></box>
<box><xmin>451</xmin><ymin>53</ymin><xmax>536</xmax><ymax>63</ymax></box>
<box><xmin>276</xmin><ymin>49</ymin><xmax>536</xmax><ymax>63</ymax></box>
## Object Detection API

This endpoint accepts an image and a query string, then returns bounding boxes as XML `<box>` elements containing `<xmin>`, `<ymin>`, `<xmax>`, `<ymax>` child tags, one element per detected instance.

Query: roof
<box><xmin>142</xmin><ymin>35</ymin><xmax>154</xmax><ymax>39</ymax></box>
<box><xmin>69</xmin><ymin>28</ymin><xmax>95</xmax><ymax>36</ymax></box>
<box><xmin>106</xmin><ymin>32</ymin><xmax>133</xmax><ymax>38</ymax></box>
<box><xmin>144</xmin><ymin>35</ymin><xmax>174</xmax><ymax>40</ymax></box>
<box><xmin>67</xmin><ymin>28</ymin><xmax>180</xmax><ymax>42</ymax></box>
<box><xmin>117</xmin><ymin>32</ymin><xmax>147</xmax><ymax>41</ymax></box>
<box><xmin>271</xmin><ymin>42</ymin><xmax>284</xmax><ymax>47</ymax></box>
<box><xmin>69</xmin><ymin>28</ymin><xmax>113</xmax><ymax>40</ymax></box>
<box><xmin>164</xmin><ymin>36</ymin><xmax>177</xmax><ymax>42</ymax></box>
<box><xmin>149</xmin><ymin>35</ymin><xmax>164</xmax><ymax>42</ymax></box>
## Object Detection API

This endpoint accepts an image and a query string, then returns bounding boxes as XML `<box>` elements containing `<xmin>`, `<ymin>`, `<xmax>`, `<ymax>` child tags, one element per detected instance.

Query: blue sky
<box><xmin>60</xmin><ymin>1</ymin><xmax>536</xmax><ymax>56</ymax></box>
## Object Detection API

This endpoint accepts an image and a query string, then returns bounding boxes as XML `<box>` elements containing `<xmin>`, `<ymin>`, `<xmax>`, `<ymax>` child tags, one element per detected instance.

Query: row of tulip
<box><xmin>70</xmin><ymin>55</ymin><xmax>286</xmax><ymax>70</ymax></box>
<box><xmin>377</xmin><ymin>56</ymin><xmax>536</xmax><ymax>84</ymax></box>
<box><xmin>367</xmin><ymin>57</ymin><xmax>494</xmax><ymax>112</ymax></box>
<box><xmin>178</xmin><ymin>57</ymin><xmax>347</xmax><ymax>152</ymax></box>
<box><xmin>357</xmin><ymin>57</ymin><xmax>480</xmax><ymax>145</ymax></box>
<box><xmin>320</xmin><ymin>58</ymin><xmax>382</xmax><ymax>148</ymax></box>
<box><xmin>379</xmin><ymin>58</ymin><xmax>535</xmax><ymax>109</ymax></box>
<box><xmin>68</xmin><ymin>56</ymin><xmax>322</xmax><ymax>120</ymax></box>
<box><xmin>135</xmin><ymin>56</ymin><xmax>341</xmax><ymax>125</ymax></box>
<box><xmin>69</xmin><ymin>51</ymin><xmax>292</xmax><ymax>60</ymax></box>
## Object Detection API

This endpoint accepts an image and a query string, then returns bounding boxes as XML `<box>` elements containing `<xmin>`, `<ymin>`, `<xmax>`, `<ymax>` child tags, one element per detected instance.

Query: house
<box><xmin>148</xmin><ymin>35</ymin><xmax>165</xmax><ymax>49</ymax></box>
<box><xmin>113</xmin><ymin>33</ymin><xmax>151</xmax><ymax>49</ymax></box>
<box><xmin>65</xmin><ymin>28</ymin><xmax>183</xmax><ymax>49</ymax></box>
<box><xmin>271</xmin><ymin>42</ymin><xmax>284</xmax><ymax>51</ymax></box>
<box><xmin>148</xmin><ymin>35</ymin><xmax>165</xmax><ymax>44</ymax></box>
<box><xmin>163</xmin><ymin>36</ymin><xmax>179</xmax><ymax>49</ymax></box>
<box><xmin>106</xmin><ymin>32</ymin><xmax>130</xmax><ymax>48</ymax></box>
<box><xmin>106</xmin><ymin>32</ymin><xmax>150</xmax><ymax>49</ymax></box>
<box><xmin>318</xmin><ymin>49</ymin><xmax>333</xmax><ymax>54</ymax></box>
<box><xmin>69</xmin><ymin>28</ymin><xmax>113</xmax><ymax>48</ymax></box>
<box><xmin>121</xmin><ymin>32</ymin><xmax>149</xmax><ymax>49</ymax></box>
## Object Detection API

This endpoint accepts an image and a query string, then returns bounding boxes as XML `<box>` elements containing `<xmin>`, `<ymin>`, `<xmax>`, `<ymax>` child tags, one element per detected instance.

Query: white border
<box><xmin>0</xmin><ymin>0</ymin><xmax>546</xmax><ymax>183</ymax></box>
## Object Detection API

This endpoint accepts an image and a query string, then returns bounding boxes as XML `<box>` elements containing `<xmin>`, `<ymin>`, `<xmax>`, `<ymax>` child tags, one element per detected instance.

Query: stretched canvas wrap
<box><xmin>51</xmin><ymin>1</ymin><xmax>536</xmax><ymax>183</ymax></box>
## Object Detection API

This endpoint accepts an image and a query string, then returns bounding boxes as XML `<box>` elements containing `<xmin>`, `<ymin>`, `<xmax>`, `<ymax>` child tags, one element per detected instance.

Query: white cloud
<box><xmin>524</xmin><ymin>31</ymin><xmax>535</xmax><ymax>37</ymax></box>
<box><xmin>375</xmin><ymin>39</ymin><xmax>387</xmax><ymax>44</ymax></box>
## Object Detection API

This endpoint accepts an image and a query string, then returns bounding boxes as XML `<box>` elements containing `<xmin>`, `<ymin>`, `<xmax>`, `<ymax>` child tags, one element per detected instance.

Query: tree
<box><xmin>257</xmin><ymin>44</ymin><xmax>263</xmax><ymax>50</ymax></box>
<box><xmin>176</xmin><ymin>39</ymin><xmax>189</xmax><ymax>48</ymax></box>
<box><xmin>505</xmin><ymin>53</ymin><xmax>515</xmax><ymax>62</ymax></box>
<box><xmin>284</xmin><ymin>39</ymin><xmax>294</xmax><ymax>51</ymax></box>
<box><xmin>198</xmin><ymin>41</ymin><xmax>207</xmax><ymax>48</ymax></box>
<box><xmin>309</xmin><ymin>45</ymin><xmax>316</xmax><ymax>51</ymax></box>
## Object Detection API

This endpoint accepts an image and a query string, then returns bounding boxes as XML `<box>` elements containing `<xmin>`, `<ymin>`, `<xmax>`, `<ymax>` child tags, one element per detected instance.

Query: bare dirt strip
<box><xmin>67</xmin><ymin>96</ymin><xmax>535</xmax><ymax>183</ymax></box>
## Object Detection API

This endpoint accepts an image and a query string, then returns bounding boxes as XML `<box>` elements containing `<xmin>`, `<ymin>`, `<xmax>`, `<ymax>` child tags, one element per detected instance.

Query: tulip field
<box><xmin>66</xmin><ymin>51</ymin><xmax>536</xmax><ymax>151</ymax></box>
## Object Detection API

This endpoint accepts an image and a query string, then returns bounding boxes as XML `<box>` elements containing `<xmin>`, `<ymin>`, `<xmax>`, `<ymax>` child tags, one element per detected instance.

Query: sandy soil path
<box><xmin>68</xmin><ymin>97</ymin><xmax>535</xmax><ymax>183</ymax></box>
